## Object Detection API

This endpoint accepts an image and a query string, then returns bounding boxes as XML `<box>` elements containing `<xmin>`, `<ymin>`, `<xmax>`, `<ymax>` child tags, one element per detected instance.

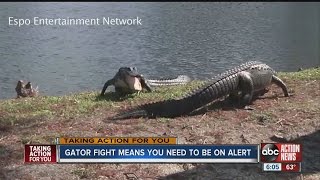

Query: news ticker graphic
<box><xmin>260</xmin><ymin>143</ymin><xmax>302</xmax><ymax>163</ymax></box>
<box><xmin>57</xmin><ymin>144</ymin><xmax>258</xmax><ymax>163</ymax></box>
<box><xmin>24</xmin><ymin>137</ymin><xmax>302</xmax><ymax>172</ymax></box>
<box><xmin>56</xmin><ymin>137</ymin><xmax>177</xmax><ymax>145</ymax></box>
<box><xmin>262</xmin><ymin>163</ymin><xmax>301</xmax><ymax>172</ymax></box>
<box><xmin>24</xmin><ymin>143</ymin><xmax>258</xmax><ymax>163</ymax></box>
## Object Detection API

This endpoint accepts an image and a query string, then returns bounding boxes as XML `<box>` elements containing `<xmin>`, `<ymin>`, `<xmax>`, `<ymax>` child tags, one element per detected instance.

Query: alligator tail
<box><xmin>112</xmin><ymin>99</ymin><xmax>193</xmax><ymax>119</ymax></box>
<box><xmin>147</xmin><ymin>75</ymin><xmax>191</xmax><ymax>86</ymax></box>
<box><xmin>111</xmin><ymin>109</ymin><xmax>148</xmax><ymax>120</ymax></box>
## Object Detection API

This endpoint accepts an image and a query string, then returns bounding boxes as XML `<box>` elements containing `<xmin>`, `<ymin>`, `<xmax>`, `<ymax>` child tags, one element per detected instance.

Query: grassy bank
<box><xmin>0</xmin><ymin>80</ymin><xmax>203</xmax><ymax>127</ymax></box>
<box><xmin>0</xmin><ymin>67</ymin><xmax>319</xmax><ymax>179</ymax></box>
<box><xmin>0</xmin><ymin>67</ymin><xmax>319</xmax><ymax>124</ymax></box>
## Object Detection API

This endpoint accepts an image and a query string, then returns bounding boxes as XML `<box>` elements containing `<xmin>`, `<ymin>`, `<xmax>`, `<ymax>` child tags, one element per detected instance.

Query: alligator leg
<box><xmin>255</xmin><ymin>88</ymin><xmax>269</xmax><ymax>96</ymax></box>
<box><xmin>228</xmin><ymin>88</ymin><xmax>267</xmax><ymax>106</ymax></box>
<box><xmin>115</xmin><ymin>87</ymin><xmax>131</xmax><ymax>96</ymax></box>
<box><xmin>252</xmin><ymin>88</ymin><xmax>269</xmax><ymax>100</ymax></box>
<box><xmin>271</xmin><ymin>75</ymin><xmax>289</xmax><ymax>97</ymax></box>
<box><xmin>228</xmin><ymin>92</ymin><xmax>240</xmax><ymax>101</ymax></box>
<box><xmin>101</xmin><ymin>78</ymin><xmax>115</xmax><ymax>96</ymax></box>
<box><xmin>238</xmin><ymin>72</ymin><xmax>254</xmax><ymax>105</ymax></box>
<box><xmin>139</xmin><ymin>75</ymin><xmax>152</xmax><ymax>92</ymax></box>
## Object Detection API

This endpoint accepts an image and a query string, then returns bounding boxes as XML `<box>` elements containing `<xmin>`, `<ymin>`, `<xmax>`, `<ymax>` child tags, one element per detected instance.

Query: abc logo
<box><xmin>261</xmin><ymin>144</ymin><xmax>279</xmax><ymax>162</ymax></box>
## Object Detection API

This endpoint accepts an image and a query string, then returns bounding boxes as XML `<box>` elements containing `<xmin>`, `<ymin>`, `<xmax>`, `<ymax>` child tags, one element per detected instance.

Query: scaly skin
<box><xmin>100</xmin><ymin>67</ymin><xmax>191</xmax><ymax>96</ymax></box>
<box><xmin>100</xmin><ymin>67</ymin><xmax>151</xmax><ymax>96</ymax></box>
<box><xmin>112</xmin><ymin>61</ymin><xmax>289</xmax><ymax>119</ymax></box>
<box><xmin>147</xmin><ymin>75</ymin><xmax>191</xmax><ymax>86</ymax></box>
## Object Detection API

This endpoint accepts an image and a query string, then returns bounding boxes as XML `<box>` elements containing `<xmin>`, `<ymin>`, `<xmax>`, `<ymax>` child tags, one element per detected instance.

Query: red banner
<box><xmin>281</xmin><ymin>163</ymin><xmax>301</xmax><ymax>172</ymax></box>
<box><xmin>260</xmin><ymin>143</ymin><xmax>302</xmax><ymax>163</ymax></box>
<box><xmin>24</xmin><ymin>145</ymin><xmax>57</xmax><ymax>163</ymax></box>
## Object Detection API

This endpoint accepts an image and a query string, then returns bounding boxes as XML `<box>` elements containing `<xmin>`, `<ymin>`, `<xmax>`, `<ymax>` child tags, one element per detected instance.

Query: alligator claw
<box><xmin>244</xmin><ymin>106</ymin><xmax>255</xmax><ymax>110</ymax></box>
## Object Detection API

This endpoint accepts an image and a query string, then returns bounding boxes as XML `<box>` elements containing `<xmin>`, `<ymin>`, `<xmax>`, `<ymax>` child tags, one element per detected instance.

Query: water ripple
<box><xmin>0</xmin><ymin>2</ymin><xmax>319</xmax><ymax>99</ymax></box>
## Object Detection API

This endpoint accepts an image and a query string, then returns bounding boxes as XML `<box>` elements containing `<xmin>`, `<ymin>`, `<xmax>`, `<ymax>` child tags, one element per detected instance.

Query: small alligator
<box><xmin>100</xmin><ymin>67</ymin><xmax>191</xmax><ymax>96</ymax></box>
<box><xmin>15</xmin><ymin>80</ymin><xmax>39</xmax><ymax>98</ymax></box>
<box><xmin>112</xmin><ymin>61</ymin><xmax>289</xmax><ymax>119</ymax></box>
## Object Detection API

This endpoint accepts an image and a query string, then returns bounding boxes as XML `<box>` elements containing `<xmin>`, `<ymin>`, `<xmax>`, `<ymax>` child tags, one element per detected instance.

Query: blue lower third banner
<box><xmin>58</xmin><ymin>144</ymin><xmax>259</xmax><ymax>163</ymax></box>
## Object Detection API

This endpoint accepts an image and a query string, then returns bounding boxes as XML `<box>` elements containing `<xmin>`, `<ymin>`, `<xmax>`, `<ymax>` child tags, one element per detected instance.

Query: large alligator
<box><xmin>112</xmin><ymin>61</ymin><xmax>289</xmax><ymax>119</ymax></box>
<box><xmin>100</xmin><ymin>67</ymin><xmax>191</xmax><ymax>96</ymax></box>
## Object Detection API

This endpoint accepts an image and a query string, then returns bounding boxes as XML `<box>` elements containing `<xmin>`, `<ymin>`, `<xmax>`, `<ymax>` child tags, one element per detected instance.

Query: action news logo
<box><xmin>261</xmin><ymin>143</ymin><xmax>279</xmax><ymax>162</ymax></box>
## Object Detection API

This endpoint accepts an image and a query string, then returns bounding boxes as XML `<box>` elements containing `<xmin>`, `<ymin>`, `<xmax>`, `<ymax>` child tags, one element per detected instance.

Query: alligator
<box><xmin>15</xmin><ymin>80</ymin><xmax>39</xmax><ymax>98</ymax></box>
<box><xmin>112</xmin><ymin>61</ymin><xmax>289</xmax><ymax>119</ymax></box>
<box><xmin>100</xmin><ymin>67</ymin><xmax>191</xmax><ymax>96</ymax></box>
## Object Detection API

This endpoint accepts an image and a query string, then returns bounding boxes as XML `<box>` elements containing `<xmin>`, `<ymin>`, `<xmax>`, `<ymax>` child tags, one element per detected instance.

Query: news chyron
<box><xmin>261</xmin><ymin>143</ymin><xmax>302</xmax><ymax>172</ymax></box>
<box><xmin>23</xmin><ymin>137</ymin><xmax>303</xmax><ymax>173</ymax></box>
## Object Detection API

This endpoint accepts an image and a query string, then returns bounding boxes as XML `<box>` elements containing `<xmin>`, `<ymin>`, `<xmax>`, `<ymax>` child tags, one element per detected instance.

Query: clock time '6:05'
<box><xmin>263</xmin><ymin>163</ymin><xmax>281</xmax><ymax>171</ymax></box>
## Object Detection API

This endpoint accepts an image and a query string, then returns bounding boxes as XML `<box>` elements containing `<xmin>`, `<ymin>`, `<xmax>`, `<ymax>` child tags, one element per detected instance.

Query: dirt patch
<box><xmin>0</xmin><ymin>71</ymin><xmax>319</xmax><ymax>179</ymax></box>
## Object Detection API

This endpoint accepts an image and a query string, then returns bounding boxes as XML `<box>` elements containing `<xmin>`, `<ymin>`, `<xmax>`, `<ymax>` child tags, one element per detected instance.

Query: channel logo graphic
<box><xmin>260</xmin><ymin>143</ymin><xmax>302</xmax><ymax>163</ymax></box>
<box><xmin>261</xmin><ymin>144</ymin><xmax>279</xmax><ymax>162</ymax></box>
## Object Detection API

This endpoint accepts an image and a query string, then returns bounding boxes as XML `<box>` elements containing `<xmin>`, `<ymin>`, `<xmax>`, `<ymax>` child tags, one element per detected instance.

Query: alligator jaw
<box><xmin>125</xmin><ymin>76</ymin><xmax>143</xmax><ymax>91</ymax></box>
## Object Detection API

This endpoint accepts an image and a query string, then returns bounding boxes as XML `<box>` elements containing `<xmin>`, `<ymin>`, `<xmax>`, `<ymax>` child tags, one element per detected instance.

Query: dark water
<box><xmin>0</xmin><ymin>2</ymin><xmax>319</xmax><ymax>99</ymax></box>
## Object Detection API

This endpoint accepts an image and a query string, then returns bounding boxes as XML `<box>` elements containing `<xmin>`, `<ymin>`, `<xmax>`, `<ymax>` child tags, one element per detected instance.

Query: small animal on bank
<box><xmin>15</xmin><ymin>80</ymin><xmax>39</xmax><ymax>98</ymax></box>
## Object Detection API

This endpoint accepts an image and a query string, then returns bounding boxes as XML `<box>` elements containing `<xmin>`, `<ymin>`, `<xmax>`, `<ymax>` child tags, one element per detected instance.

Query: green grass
<box><xmin>0</xmin><ymin>67</ymin><xmax>319</xmax><ymax>126</ymax></box>
<box><xmin>278</xmin><ymin>67</ymin><xmax>320</xmax><ymax>80</ymax></box>
<box><xmin>0</xmin><ymin>81</ymin><xmax>203</xmax><ymax>125</ymax></box>
<box><xmin>0</xmin><ymin>91</ymin><xmax>109</xmax><ymax>125</ymax></box>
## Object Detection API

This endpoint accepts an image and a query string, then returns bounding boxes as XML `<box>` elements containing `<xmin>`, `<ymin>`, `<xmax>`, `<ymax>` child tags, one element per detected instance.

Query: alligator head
<box><xmin>115</xmin><ymin>67</ymin><xmax>143</xmax><ymax>91</ymax></box>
